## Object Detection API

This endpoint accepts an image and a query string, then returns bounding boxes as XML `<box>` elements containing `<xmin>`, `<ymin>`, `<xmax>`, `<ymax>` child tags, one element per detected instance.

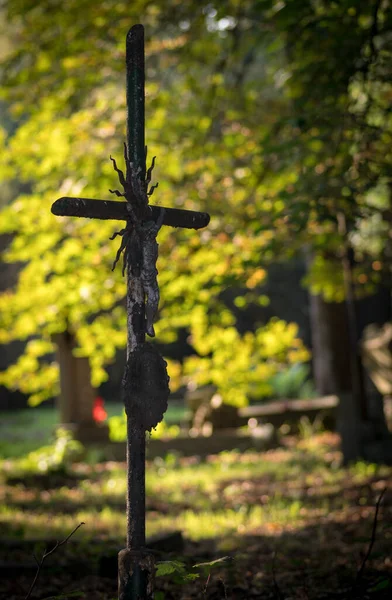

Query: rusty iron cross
<box><xmin>51</xmin><ymin>24</ymin><xmax>209</xmax><ymax>600</ymax></box>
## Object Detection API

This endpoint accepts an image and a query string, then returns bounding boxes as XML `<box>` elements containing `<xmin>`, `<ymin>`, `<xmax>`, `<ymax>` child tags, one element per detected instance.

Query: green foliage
<box><xmin>267</xmin><ymin>363</ymin><xmax>316</xmax><ymax>400</ymax></box>
<box><xmin>108</xmin><ymin>410</ymin><xmax>181</xmax><ymax>442</ymax></box>
<box><xmin>350</xmin><ymin>460</ymin><xmax>378</xmax><ymax>479</ymax></box>
<box><xmin>1</xmin><ymin>428</ymin><xmax>84</xmax><ymax>476</ymax></box>
<box><xmin>0</xmin><ymin>339</ymin><xmax>59</xmax><ymax>405</ymax></box>
<box><xmin>1</xmin><ymin>0</ymin><xmax>391</xmax><ymax>403</ymax></box>
<box><xmin>156</xmin><ymin>560</ymin><xmax>199</xmax><ymax>583</ymax></box>
<box><xmin>184</xmin><ymin>318</ymin><xmax>310</xmax><ymax>406</ymax></box>
<box><xmin>155</xmin><ymin>554</ymin><xmax>233</xmax><ymax>595</ymax></box>
<box><xmin>150</xmin><ymin>421</ymin><xmax>180</xmax><ymax>440</ymax></box>
<box><xmin>107</xmin><ymin>412</ymin><xmax>127</xmax><ymax>442</ymax></box>
<box><xmin>155</xmin><ymin>556</ymin><xmax>233</xmax><ymax>590</ymax></box>
<box><xmin>297</xmin><ymin>415</ymin><xmax>325</xmax><ymax>440</ymax></box>
<box><xmin>369</xmin><ymin>578</ymin><xmax>392</xmax><ymax>593</ymax></box>
<box><xmin>303</xmin><ymin>254</ymin><xmax>380</xmax><ymax>302</ymax></box>
<box><xmin>303</xmin><ymin>255</ymin><xmax>346</xmax><ymax>303</ymax></box>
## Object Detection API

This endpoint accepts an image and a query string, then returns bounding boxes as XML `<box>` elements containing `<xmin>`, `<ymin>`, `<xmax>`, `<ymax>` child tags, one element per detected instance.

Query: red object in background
<box><xmin>93</xmin><ymin>396</ymin><xmax>108</xmax><ymax>423</ymax></box>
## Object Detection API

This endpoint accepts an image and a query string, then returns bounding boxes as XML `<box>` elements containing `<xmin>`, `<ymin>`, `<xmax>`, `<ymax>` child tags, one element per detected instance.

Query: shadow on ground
<box><xmin>1</xmin><ymin>486</ymin><xmax>391</xmax><ymax>598</ymax></box>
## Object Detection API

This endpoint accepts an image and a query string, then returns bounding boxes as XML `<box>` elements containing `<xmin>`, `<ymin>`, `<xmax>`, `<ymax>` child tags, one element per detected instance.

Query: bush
<box><xmin>183</xmin><ymin>318</ymin><xmax>310</xmax><ymax>407</ymax></box>
<box><xmin>1</xmin><ymin>428</ymin><xmax>84</xmax><ymax>476</ymax></box>
<box><xmin>108</xmin><ymin>411</ymin><xmax>180</xmax><ymax>442</ymax></box>
<box><xmin>267</xmin><ymin>363</ymin><xmax>316</xmax><ymax>400</ymax></box>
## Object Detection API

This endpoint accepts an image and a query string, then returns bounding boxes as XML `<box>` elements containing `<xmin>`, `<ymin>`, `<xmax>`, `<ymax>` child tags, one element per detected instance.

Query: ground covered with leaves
<box><xmin>0</xmin><ymin>432</ymin><xmax>391</xmax><ymax>599</ymax></box>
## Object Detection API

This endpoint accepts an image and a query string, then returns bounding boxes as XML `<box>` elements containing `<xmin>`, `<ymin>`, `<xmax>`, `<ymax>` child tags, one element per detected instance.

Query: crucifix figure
<box><xmin>51</xmin><ymin>24</ymin><xmax>210</xmax><ymax>600</ymax></box>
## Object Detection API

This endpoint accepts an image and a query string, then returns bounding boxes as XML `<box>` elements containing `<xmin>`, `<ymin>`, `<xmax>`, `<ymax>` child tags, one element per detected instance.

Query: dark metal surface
<box><xmin>126</xmin><ymin>418</ymin><xmax>146</xmax><ymax>549</ymax></box>
<box><xmin>52</xmin><ymin>197</ymin><xmax>210</xmax><ymax>229</ymax></box>
<box><xmin>126</xmin><ymin>24</ymin><xmax>145</xmax><ymax>184</ymax></box>
<box><xmin>124</xmin><ymin>27</ymin><xmax>148</xmax><ymax>572</ymax></box>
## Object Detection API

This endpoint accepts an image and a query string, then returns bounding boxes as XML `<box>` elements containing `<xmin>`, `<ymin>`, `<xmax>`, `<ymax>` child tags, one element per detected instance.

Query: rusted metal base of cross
<box><xmin>118</xmin><ymin>548</ymin><xmax>155</xmax><ymax>600</ymax></box>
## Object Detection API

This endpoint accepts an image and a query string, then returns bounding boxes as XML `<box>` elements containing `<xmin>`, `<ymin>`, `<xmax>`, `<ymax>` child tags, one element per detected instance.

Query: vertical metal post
<box><xmin>125</xmin><ymin>23</ymin><xmax>147</xmax><ymax>551</ymax></box>
<box><xmin>118</xmin><ymin>24</ymin><xmax>154</xmax><ymax>600</ymax></box>
<box><xmin>126</xmin><ymin>24</ymin><xmax>146</xmax><ymax>184</ymax></box>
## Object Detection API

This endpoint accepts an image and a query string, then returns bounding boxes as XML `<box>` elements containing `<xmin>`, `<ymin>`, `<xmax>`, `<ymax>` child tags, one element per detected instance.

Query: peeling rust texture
<box><xmin>128</xmin><ymin>228</ymin><xmax>143</xmax><ymax>279</ymax></box>
<box><xmin>118</xmin><ymin>548</ymin><xmax>154</xmax><ymax>600</ymax></box>
<box><xmin>123</xmin><ymin>342</ymin><xmax>170</xmax><ymax>431</ymax></box>
<box><xmin>126</xmin><ymin>247</ymin><xmax>145</xmax><ymax>351</ymax></box>
<box><xmin>130</xmin><ymin>301</ymin><xmax>145</xmax><ymax>347</ymax></box>
<box><xmin>52</xmin><ymin>197</ymin><xmax>210</xmax><ymax>230</ymax></box>
<box><xmin>123</xmin><ymin>24</ymin><xmax>151</xmax><ymax>571</ymax></box>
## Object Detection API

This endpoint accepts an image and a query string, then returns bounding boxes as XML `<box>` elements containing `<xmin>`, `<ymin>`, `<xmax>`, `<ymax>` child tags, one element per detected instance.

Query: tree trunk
<box><xmin>309</xmin><ymin>292</ymin><xmax>363</xmax><ymax>461</ymax></box>
<box><xmin>308</xmin><ymin>269</ymin><xmax>392</xmax><ymax>464</ymax></box>
<box><xmin>309</xmin><ymin>294</ymin><xmax>352</xmax><ymax>395</ymax></box>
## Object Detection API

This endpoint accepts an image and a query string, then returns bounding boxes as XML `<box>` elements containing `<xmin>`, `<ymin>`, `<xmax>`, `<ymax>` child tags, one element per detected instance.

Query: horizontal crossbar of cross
<box><xmin>52</xmin><ymin>197</ymin><xmax>210</xmax><ymax>230</ymax></box>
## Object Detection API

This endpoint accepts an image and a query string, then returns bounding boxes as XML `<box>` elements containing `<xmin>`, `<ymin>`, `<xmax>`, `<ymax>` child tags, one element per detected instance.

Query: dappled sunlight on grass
<box><xmin>148</xmin><ymin>506</ymin><xmax>266</xmax><ymax>539</ymax></box>
<box><xmin>0</xmin><ymin>504</ymin><xmax>126</xmax><ymax>540</ymax></box>
<box><xmin>1</xmin><ymin>434</ymin><xmax>391</xmax><ymax>553</ymax></box>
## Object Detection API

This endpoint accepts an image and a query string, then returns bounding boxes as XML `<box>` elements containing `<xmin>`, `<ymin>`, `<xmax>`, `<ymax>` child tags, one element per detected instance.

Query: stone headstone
<box><xmin>53</xmin><ymin>330</ymin><xmax>109</xmax><ymax>443</ymax></box>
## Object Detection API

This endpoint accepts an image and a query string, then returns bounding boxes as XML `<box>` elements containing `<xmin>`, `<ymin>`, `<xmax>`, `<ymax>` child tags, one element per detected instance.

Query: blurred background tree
<box><xmin>0</xmin><ymin>0</ymin><xmax>391</xmax><ymax>459</ymax></box>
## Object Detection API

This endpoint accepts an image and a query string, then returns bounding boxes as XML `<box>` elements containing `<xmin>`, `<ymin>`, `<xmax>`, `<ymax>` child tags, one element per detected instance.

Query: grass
<box><xmin>0</xmin><ymin>432</ymin><xmax>391</xmax><ymax>598</ymax></box>
<box><xmin>0</xmin><ymin>403</ymin><xmax>188</xmax><ymax>458</ymax></box>
<box><xmin>1</xmin><ymin>432</ymin><xmax>390</xmax><ymax>542</ymax></box>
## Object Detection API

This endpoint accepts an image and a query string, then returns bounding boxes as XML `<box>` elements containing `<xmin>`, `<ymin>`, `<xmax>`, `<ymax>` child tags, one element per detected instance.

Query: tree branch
<box><xmin>24</xmin><ymin>522</ymin><xmax>85</xmax><ymax>600</ymax></box>
<box><xmin>352</xmin><ymin>488</ymin><xmax>387</xmax><ymax>594</ymax></box>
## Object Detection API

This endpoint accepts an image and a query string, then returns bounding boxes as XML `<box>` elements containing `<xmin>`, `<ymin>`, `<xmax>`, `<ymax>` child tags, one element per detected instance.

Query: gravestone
<box><xmin>53</xmin><ymin>330</ymin><xmax>109</xmax><ymax>442</ymax></box>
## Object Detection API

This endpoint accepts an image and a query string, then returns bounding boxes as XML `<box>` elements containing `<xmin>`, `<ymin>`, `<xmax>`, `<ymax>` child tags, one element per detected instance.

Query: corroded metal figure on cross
<box><xmin>51</xmin><ymin>24</ymin><xmax>209</xmax><ymax>600</ymax></box>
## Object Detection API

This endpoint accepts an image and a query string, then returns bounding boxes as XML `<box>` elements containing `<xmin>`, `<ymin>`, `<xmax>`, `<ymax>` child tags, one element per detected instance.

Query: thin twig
<box><xmin>203</xmin><ymin>572</ymin><xmax>211</xmax><ymax>596</ymax></box>
<box><xmin>25</xmin><ymin>522</ymin><xmax>85</xmax><ymax>600</ymax></box>
<box><xmin>352</xmin><ymin>488</ymin><xmax>387</xmax><ymax>595</ymax></box>
<box><xmin>218</xmin><ymin>576</ymin><xmax>228</xmax><ymax>599</ymax></box>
